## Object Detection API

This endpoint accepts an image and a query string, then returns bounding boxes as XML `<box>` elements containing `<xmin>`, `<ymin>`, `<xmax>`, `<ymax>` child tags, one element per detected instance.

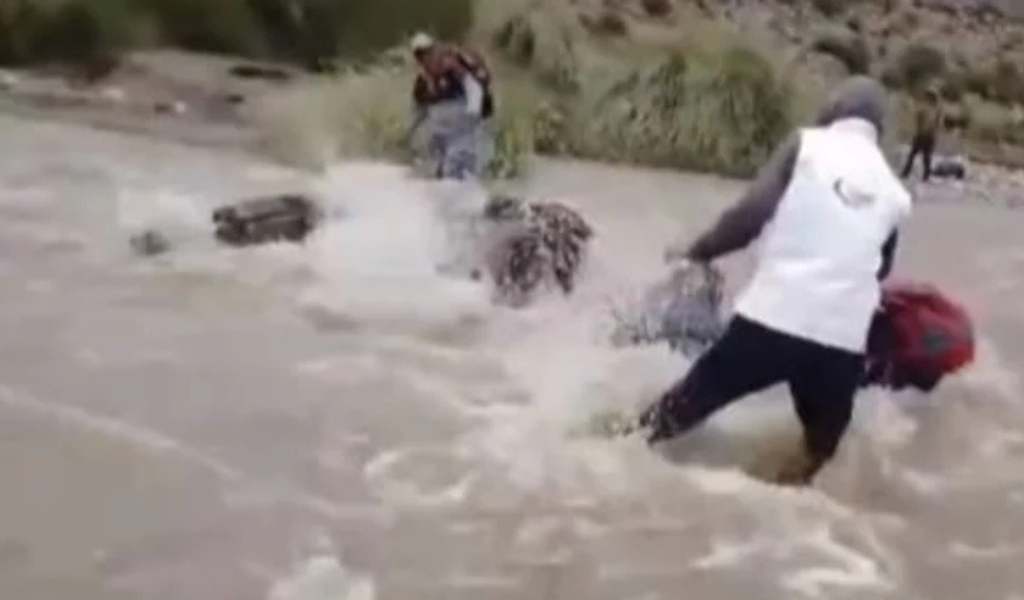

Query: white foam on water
<box><xmin>117</xmin><ymin>186</ymin><xmax>211</xmax><ymax>235</ymax></box>
<box><xmin>363</xmin><ymin>444</ymin><xmax>477</xmax><ymax>509</ymax></box>
<box><xmin>6</xmin><ymin>114</ymin><xmax>1024</xmax><ymax>600</ymax></box>
<box><xmin>295</xmin><ymin>164</ymin><xmax>493</xmax><ymax>333</ymax></box>
<box><xmin>779</xmin><ymin>525</ymin><xmax>895</xmax><ymax>597</ymax></box>
<box><xmin>268</xmin><ymin>555</ymin><xmax>375</xmax><ymax>600</ymax></box>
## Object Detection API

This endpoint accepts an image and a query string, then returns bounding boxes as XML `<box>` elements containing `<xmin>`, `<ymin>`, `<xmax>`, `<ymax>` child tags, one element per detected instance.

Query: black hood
<box><xmin>814</xmin><ymin>76</ymin><xmax>888</xmax><ymax>136</ymax></box>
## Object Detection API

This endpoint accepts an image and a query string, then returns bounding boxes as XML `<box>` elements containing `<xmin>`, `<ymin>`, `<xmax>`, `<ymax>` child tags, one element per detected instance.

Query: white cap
<box><xmin>410</xmin><ymin>32</ymin><xmax>435</xmax><ymax>52</ymax></box>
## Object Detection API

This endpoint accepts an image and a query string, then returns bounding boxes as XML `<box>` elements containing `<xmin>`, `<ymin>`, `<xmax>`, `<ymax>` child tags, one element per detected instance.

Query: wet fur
<box><xmin>482</xmin><ymin>197</ymin><xmax>594</xmax><ymax>307</ymax></box>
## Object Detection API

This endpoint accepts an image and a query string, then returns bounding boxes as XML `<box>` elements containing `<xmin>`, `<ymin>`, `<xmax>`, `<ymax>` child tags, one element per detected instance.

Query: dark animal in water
<box><xmin>130</xmin><ymin>194</ymin><xmax>321</xmax><ymax>257</ymax></box>
<box><xmin>482</xmin><ymin>195</ymin><xmax>594</xmax><ymax>306</ymax></box>
<box><xmin>931</xmin><ymin>157</ymin><xmax>966</xmax><ymax>180</ymax></box>
<box><xmin>212</xmin><ymin>194</ymin><xmax>321</xmax><ymax>247</ymax></box>
<box><xmin>129</xmin><ymin>229</ymin><xmax>171</xmax><ymax>256</ymax></box>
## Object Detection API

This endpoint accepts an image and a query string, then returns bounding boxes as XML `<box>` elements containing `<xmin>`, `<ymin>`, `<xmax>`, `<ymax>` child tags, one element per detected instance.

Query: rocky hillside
<box><xmin>551</xmin><ymin>0</ymin><xmax>1024</xmax><ymax>165</ymax></box>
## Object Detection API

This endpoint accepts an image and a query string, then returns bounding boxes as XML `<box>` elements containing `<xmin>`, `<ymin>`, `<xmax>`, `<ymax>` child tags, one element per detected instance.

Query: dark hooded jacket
<box><xmin>686</xmin><ymin>76</ymin><xmax>901</xmax><ymax>280</ymax></box>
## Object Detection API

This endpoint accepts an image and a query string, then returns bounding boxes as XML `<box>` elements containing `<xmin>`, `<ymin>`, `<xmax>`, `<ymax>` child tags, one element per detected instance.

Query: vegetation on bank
<box><xmin>263</xmin><ymin>2</ymin><xmax>795</xmax><ymax>178</ymax></box>
<box><xmin>0</xmin><ymin>0</ymin><xmax>472</xmax><ymax>73</ymax></box>
<box><xmin>4</xmin><ymin>0</ymin><xmax>1024</xmax><ymax>175</ymax></box>
<box><xmin>0</xmin><ymin>0</ymin><xmax>797</xmax><ymax>179</ymax></box>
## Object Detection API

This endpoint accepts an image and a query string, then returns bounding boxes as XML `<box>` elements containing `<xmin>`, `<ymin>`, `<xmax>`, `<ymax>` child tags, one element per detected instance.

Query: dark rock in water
<box><xmin>482</xmin><ymin>195</ymin><xmax>594</xmax><ymax>307</ymax></box>
<box><xmin>212</xmin><ymin>195</ymin><xmax>321</xmax><ymax>247</ymax></box>
<box><xmin>932</xmin><ymin>157</ymin><xmax>967</xmax><ymax>180</ymax></box>
<box><xmin>130</xmin><ymin>230</ymin><xmax>171</xmax><ymax>256</ymax></box>
<box><xmin>228</xmin><ymin>64</ymin><xmax>292</xmax><ymax>82</ymax></box>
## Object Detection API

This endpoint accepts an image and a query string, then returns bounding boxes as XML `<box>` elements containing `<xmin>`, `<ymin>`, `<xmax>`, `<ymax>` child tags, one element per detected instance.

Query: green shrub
<box><xmin>939</xmin><ymin>72</ymin><xmax>966</xmax><ymax>102</ymax></box>
<box><xmin>989</xmin><ymin>59</ymin><xmax>1024</xmax><ymax>105</ymax></box>
<box><xmin>572</xmin><ymin>46</ymin><xmax>793</xmax><ymax>176</ymax></box>
<box><xmin>966</xmin><ymin>97</ymin><xmax>1024</xmax><ymax>146</ymax></box>
<box><xmin>487</xmin><ymin>110</ymin><xmax>532</xmax><ymax>179</ymax></box>
<box><xmin>321</xmin><ymin>0</ymin><xmax>472</xmax><ymax>59</ymax></box>
<box><xmin>884</xmin><ymin>43</ymin><xmax>946</xmax><ymax>91</ymax></box>
<box><xmin>963</xmin><ymin>68</ymin><xmax>992</xmax><ymax>99</ymax></box>
<box><xmin>586</xmin><ymin>10</ymin><xmax>629</xmax><ymax>37</ymax></box>
<box><xmin>0</xmin><ymin>0</ymin><xmax>47</xmax><ymax>66</ymax></box>
<box><xmin>0</xmin><ymin>0</ymin><xmax>139</xmax><ymax>74</ymax></box>
<box><xmin>494</xmin><ymin>14</ymin><xmax>536</xmax><ymax>66</ymax></box>
<box><xmin>493</xmin><ymin>11</ymin><xmax>581</xmax><ymax>94</ymax></box>
<box><xmin>812</xmin><ymin>29</ymin><xmax>871</xmax><ymax>75</ymax></box>
<box><xmin>135</xmin><ymin>0</ymin><xmax>264</xmax><ymax>55</ymax></box>
<box><xmin>813</xmin><ymin>0</ymin><xmax>847</xmax><ymax>18</ymax></box>
<box><xmin>957</xmin><ymin>59</ymin><xmax>1024</xmax><ymax>105</ymax></box>
<box><xmin>1</xmin><ymin>0</ymin><xmax>474</xmax><ymax>70</ymax></box>
<box><xmin>49</xmin><ymin>0</ymin><xmax>137</xmax><ymax>62</ymax></box>
<box><xmin>694</xmin><ymin>46</ymin><xmax>793</xmax><ymax>173</ymax></box>
<box><xmin>532</xmin><ymin>101</ymin><xmax>571</xmax><ymax>154</ymax></box>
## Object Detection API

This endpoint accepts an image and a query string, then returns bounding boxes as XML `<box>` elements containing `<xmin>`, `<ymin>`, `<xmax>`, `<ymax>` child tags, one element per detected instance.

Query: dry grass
<box><xmin>3</xmin><ymin>0</ymin><xmax>821</xmax><ymax>179</ymax></box>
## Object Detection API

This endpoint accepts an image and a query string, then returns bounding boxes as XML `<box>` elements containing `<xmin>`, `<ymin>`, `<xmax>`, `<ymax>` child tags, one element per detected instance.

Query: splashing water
<box><xmin>1</xmin><ymin>114</ymin><xmax>1023</xmax><ymax>600</ymax></box>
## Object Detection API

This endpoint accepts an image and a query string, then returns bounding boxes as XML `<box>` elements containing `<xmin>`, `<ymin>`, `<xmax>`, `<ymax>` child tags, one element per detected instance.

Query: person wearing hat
<box><xmin>901</xmin><ymin>86</ymin><xmax>944</xmax><ymax>182</ymax></box>
<box><xmin>408</xmin><ymin>33</ymin><xmax>495</xmax><ymax>180</ymax></box>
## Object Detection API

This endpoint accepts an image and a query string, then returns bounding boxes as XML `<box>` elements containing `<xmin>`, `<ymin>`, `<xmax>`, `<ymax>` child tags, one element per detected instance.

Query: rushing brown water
<box><xmin>1</xmin><ymin>114</ymin><xmax>1023</xmax><ymax>600</ymax></box>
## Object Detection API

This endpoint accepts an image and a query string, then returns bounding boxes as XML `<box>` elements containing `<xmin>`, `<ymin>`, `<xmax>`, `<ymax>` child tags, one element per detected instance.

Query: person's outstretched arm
<box><xmin>677</xmin><ymin>132</ymin><xmax>801</xmax><ymax>263</ymax></box>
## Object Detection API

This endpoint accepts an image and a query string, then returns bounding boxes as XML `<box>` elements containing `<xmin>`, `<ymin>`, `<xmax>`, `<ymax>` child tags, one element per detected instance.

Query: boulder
<box><xmin>212</xmin><ymin>194</ymin><xmax>321</xmax><ymax>247</ymax></box>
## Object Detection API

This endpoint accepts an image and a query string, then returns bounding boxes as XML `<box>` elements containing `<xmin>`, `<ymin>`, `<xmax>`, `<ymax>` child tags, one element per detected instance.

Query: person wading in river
<box><xmin>408</xmin><ymin>32</ymin><xmax>494</xmax><ymax>180</ymax></box>
<box><xmin>639</xmin><ymin>76</ymin><xmax>912</xmax><ymax>485</ymax></box>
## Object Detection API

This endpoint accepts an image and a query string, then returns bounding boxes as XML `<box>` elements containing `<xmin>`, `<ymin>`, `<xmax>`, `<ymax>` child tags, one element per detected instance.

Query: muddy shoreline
<box><xmin>0</xmin><ymin>50</ymin><xmax>305</xmax><ymax>160</ymax></box>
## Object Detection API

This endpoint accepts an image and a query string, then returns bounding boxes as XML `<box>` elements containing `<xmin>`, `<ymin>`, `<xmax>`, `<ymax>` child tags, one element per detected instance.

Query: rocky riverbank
<box><xmin>0</xmin><ymin>50</ymin><xmax>305</xmax><ymax>155</ymax></box>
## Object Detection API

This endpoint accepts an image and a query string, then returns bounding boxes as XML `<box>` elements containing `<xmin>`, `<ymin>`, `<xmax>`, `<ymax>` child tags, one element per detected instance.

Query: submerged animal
<box><xmin>212</xmin><ymin>194</ymin><xmax>321</xmax><ymax>246</ymax></box>
<box><xmin>611</xmin><ymin>261</ymin><xmax>727</xmax><ymax>357</ymax></box>
<box><xmin>479</xmin><ymin>194</ymin><xmax>594</xmax><ymax>307</ymax></box>
<box><xmin>130</xmin><ymin>194</ymin><xmax>321</xmax><ymax>257</ymax></box>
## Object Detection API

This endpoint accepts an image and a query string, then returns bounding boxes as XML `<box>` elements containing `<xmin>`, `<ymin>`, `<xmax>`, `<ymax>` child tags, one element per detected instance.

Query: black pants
<box><xmin>641</xmin><ymin>317</ymin><xmax>864</xmax><ymax>463</ymax></box>
<box><xmin>901</xmin><ymin>134</ymin><xmax>935</xmax><ymax>181</ymax></box>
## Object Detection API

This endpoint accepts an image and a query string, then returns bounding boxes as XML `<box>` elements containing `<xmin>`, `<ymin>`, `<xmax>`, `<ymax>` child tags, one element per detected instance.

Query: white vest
<box><xmin>735</xmin><ymin>118</ymin><xmax>912</xmax><ymax>353</ymax></box>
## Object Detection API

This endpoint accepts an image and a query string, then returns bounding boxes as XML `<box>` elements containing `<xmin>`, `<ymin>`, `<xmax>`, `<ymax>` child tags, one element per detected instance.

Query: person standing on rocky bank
<box><xmin>901</xmin><ymin>87</ymin><xmax>944</xmax><ymax>182</ymax></box>
<box><xmin>408</xmin><ymin>32</ymin><xmax>495</xmax><ymax>180</ymax></box>
<box><xmin>646</xmin><ymin>76</ymin><xmax>912</xmax><ymax>485</ymax></box>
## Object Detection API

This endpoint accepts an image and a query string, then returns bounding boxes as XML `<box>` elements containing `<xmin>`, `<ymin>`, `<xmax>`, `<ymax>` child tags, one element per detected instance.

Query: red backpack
<box><xmin>864</xmin><ymin>281</ymin><xmax>975</xmax><ymax>392</ymax></box>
